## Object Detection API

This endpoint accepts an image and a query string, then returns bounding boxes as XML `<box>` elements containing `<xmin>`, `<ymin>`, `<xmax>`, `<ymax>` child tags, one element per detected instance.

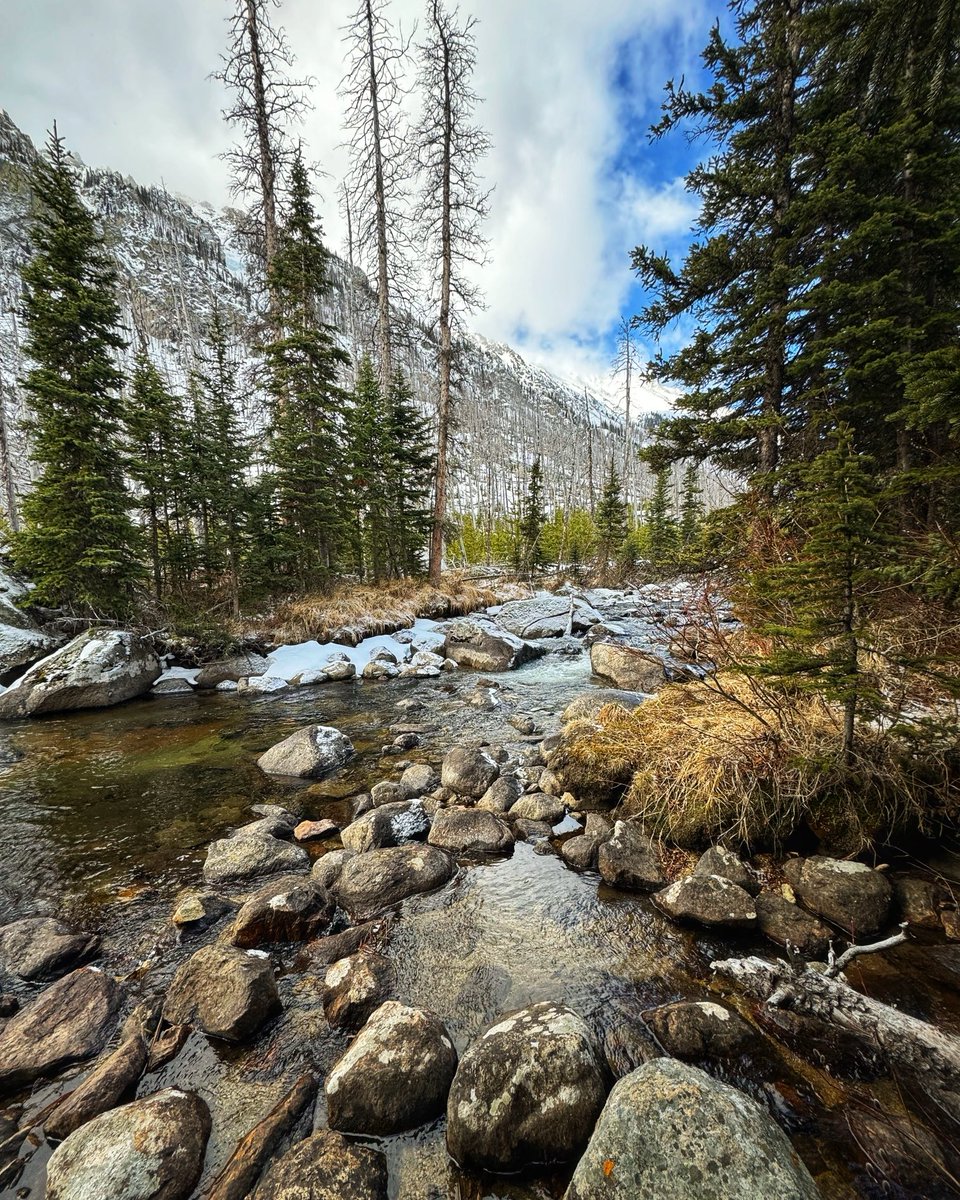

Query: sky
<box><xmin>2</xmin><ymin>0</ymin><xmax>729</xmax><ymax>411</ymax></box>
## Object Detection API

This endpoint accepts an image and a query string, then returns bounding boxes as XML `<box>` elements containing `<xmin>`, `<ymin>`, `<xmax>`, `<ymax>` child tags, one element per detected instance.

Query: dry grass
<box><xmin>250</xmin><ymin>575</ymin><xmax>503</xmax><ymax>646</ymax></box>
<box><xmin>556</xmin><ymin>672</ymin><xmax>960</xmax><ymax>852</ymax></box>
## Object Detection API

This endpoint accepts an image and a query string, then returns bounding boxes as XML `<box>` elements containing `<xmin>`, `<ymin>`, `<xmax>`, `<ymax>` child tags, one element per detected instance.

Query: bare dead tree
<box><xmin>213</xmin><ymin>0</ymin><xmax>310</xmax><ymax>308</ymax></box>
<box><xmin>611</xmin><ymin>315</ymin><xmax>637</xmax><ymax>495</ymax></box>
<box><xmin>340</xmin><ymin>0</ymin><xmax>415</xmax><ymax>392</ymax></box>
<box><xmin>413</xmin><ymin>0</ymin><xmax>491</xmax><ymax>584</ymax></box>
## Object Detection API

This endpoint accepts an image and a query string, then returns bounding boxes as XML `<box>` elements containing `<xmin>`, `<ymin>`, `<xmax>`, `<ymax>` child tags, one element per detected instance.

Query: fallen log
<box><xmin>712</xmin><ymin>954</ymin><xmax>960</xmax><ymax>1122</ymax></box>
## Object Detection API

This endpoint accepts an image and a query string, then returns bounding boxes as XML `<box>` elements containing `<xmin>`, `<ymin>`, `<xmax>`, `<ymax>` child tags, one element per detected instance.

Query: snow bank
<box><xmin>265</xmin><ymin>619</ymin><xmax>443</xmax><ymax>683</ymax></box>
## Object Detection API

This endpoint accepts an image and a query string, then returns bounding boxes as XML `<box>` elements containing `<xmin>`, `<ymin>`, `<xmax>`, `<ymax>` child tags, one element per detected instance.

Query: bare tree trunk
<box><xmin>363</xmin><ymin>0</ymin><xmax>394</xmax><ymax>393</ymax></box>
<box><xmin>244</xmin><ymin>0</ymin><xmax>279</xmax><ymax>283</ymax></box>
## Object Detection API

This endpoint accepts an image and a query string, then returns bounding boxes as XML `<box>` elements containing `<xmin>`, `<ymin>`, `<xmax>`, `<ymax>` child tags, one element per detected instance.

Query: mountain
<box><xmin>0</xmin><ymin>109</ymin><xmax>682</xmax><ymax>527</ymax></box>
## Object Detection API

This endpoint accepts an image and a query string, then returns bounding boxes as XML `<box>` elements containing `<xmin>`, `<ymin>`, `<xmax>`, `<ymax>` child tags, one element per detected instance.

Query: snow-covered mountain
<box><xmin>0</xmin><ymin>109</ymin><xmax>675</xmax><ymax>522</ymax></box>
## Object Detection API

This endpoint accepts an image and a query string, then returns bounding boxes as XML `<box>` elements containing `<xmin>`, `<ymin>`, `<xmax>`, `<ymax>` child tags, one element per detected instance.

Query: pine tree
<box><xmin>384</xmin><ymin>368</ymin><xmax>434</xmax><ymax>576</ymax></box>
<box><xmin>12</xmin><ymin>129</ymin><xmax>141</xmax><ymax>615</ymax></box>
<box><xmin>646</xmin><ymin>467</ymin><xmax>678</xmax><ymax>568</ymax></box>
<box><xmin>517</xmin><ymin>455</ymin><xmax>547</xmax><ymax>574</ymax></box>
<box><xmin>262</xmin><ymin>149</ymin><xmax>350</xmax><ymax>586</ymax></box>
<box><xmin>678</xmin><ymin>465</ymin><xmax>705</xmax><ymax>558</ymax></box>
<box><xmin>595</xmin><ymin>463</ymin><xmax>628</xmax><ymax>573</ymax></box>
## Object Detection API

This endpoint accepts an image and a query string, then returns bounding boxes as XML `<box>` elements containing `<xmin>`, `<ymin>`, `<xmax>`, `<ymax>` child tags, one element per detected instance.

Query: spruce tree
<box><xmin>517</xmin><ymin>455</ymin><xmax>547</xmax><ymax>574</ymax></box>
<box><xmin>12</xmin><ymin>129</ymin><xmax>141</xmax><ymax>615</ymax></box>
<box><xmin>384</xmin><ymin>368</ymin><xmax>434</xmax><ymax>576</ymax></box>
<box><xmin>646</xmin><ymin>467</ymin><xmax>678</xmax><ymax>568</ymax></box>
<box><xmin>346</xmin><ymin>355</ymin><xmax>390</xmax><ymax>580</ymax></box>
<box><xmin>595</xmin><ymin>463</ymin><xmax>628</xmax><ymax>573</ymax></box>
<box><xmin>678</xmin><ymin>465</ymin><xmax>705</xmax><ymax>558</ymax></box>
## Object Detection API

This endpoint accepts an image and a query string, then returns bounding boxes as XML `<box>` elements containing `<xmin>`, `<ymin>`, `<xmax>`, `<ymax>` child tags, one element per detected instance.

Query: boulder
<box><xmin>644</xmin><ymin>1001</ymin><xmax>754</xmax><ymax>1060</ymax></box>
<box><xmin>171</xmin><ymin>891</ymin><xmax>233</xmax><ymax>932</ymax></box>
<box><xmin>44</xmin><ymin>1024</ymin><xmax>148</xmax><ymax>1141</ymax></box>
<box><xmin>203</xmin><ymin>834</ymin><xmax>309</xmax><ymax>886</ymax></box>
<box><xmin>362</xmin><ymin>659</ymin><xmax>399</xmax><ymax>680</ymax></box>
<box><xmin>446</xmin><ymin>1001</ymin><xmax>608</xmax><ymax>1173</ymax></box>
<box><xmin>310</xmin><ymin>849</ymin><xmax>355</xmax><ymax>891</ymax></box>
<box><xmin>252</xmin><ymin>1131</ymin><xmax>387</xmax><ymax>1200</ymax></box>
<box><xmin>655</xmin><ymin>874</ymin><xmax>757</xmax><ymax>929</ymax></box>
<box><xmin>150</xmin><ymin>676</ymin><xmax>195</xmax><ymax>696</ymax></box>
<box><xmin>562</xmin><ymin>689</ymin><xmax>647</xmax><ymax>723</ymax></box>
<box><xmin>398</xmin><ymin>763</ymin><xmax>440</xmax><ymax>799</ymax></box>
<box><xmin>598</xmin><ymin>821</ymin><xmax>665</xmax><ymax>891</ymax></box>
<box><xmin>257</xmin><ymin>725</ymin><xmax>355</xmax><ymax>779</ymax></box>
<box><xmin>585</xmin><ymin>813</ymin><xmax>614</xmax><ymax>841</ymax></box>
<box><xmin>0</xmin><ymin>629</ymin><xmax>160</xmax><ymax>718</ymax></box>
<box><xmin>495</xmin><ymin>595</ymin><xmax>601</xmax><ymax>639</ymax></box>
<box><xmin>340</xmin><ymin>800</ymin><xmax>430</xmax><ymax>853</ymax></box>
<box><xmin>514</xmin><ymin>818</ymin><xmax>554</xmax><ymax>842</ymax></box>
<box><xmin>564</xmin><ymin>1059</ymin><xmax>820</xmax><ymax>1200</ymax></box>
<box><xmin>561</xmin><ymin>835</ymin><xmax>600</xmax><ymax>871</ymax></box>
<box><xmin>693</xmin><ymin>846</ymin><xmax>760</xmax><ymax>894</ymax></box>
<box><xmin>162</xmin><ymin>943</ymin><xmax>280</xmax><ymax>1042</ymax></box>
<box><xmin>335</xmin><ymin>843</ymin><xmax>455</xmax><ymax>921</ymax></box>
<box><xmin>0</xmin><ymin>966</ymin><xmax>123</xmax><ymax>1093</ymax></box>
<box><xmin>755</xmin><ymin>893</ymin><xmax>832</xmax><ymax>958</ymax></box>
<box><xmin>783</xmin><ymin>856</ymin><xmax>893</xmax><ymax>938</ymax></box>
<box><xmin>195</xmin><ymin>652</ymin><xmax>270</xmax><ymax>688</ymax></box>
<box><xmin>0</xmin><ymin>566</ymin><xmax>62</xmax><ymax>680</ymax></box>
<box><xmin>370</xmin><ymin>780</ymin><xmax>403</xmax><ymax>806</ymax></box>
<box><xmin>230</xmin><ymin>876</ymin><xmax>334</xmax><ymax>948</ymax></box>
<box><xmin>231</xmin><ymin>815</ymin><xmax>295</xmax><ymax>840</ymax></box>
<box><xmin>45</xmin><ymin>1088</ymin><xmax>210</xmax><ymax>1200</ymax></box>
<box><xmin>322</xmin><ymin>657</ymin><xmax>357</xmax><ymax>681</ymax></box>
<box><xmin>443</xmin><ymin>617</ymin><xmax>546</xmax><ymax>672</ymax></box>
<box><xmin>441</xmin><ymin>746</ymin><xmax>500</xmax><ymax>797</ymax></box>
<box><xmin>326</xmin><ymin>1001</ymin><xmax>458</xmax><ymax>1135</ymax></box>
<box><xmin>237</xmin><ymin>675</ymin><xmax>289</xmax><ymax>695</ymax></box>
<box><xmin>428</xmin><ymin>806</ymin><xmax>515</xmax><ymax>855</ymax></box>
<box><xmin>589</xmin><ymin>641</ymin><xmax>667</xmax><ymax>692</ymax></box>
<box><xmin>0</xmin><ymin>916</ymin><xmax>99</xmax><ymax>980</ymax></box>
<box><xmin>477</xmin><ymin>773</ymin><xmax>523</xmax><ymax>813</ymax></box>
<box><xmin>323</xmin><ymin>951</ymin><xmax>396</xmax><ymax>1030</ymax></box>
<box><xmin>293</xmin><ymin>818</ymin><xmax>338</xmax><ymax>842</ymax></box>
<box><xmin>309</xmin><ymin>921</ymin><xmax>379</xmax><ymax>967</ymax></box>
<box><xmin>511</xmin><ymin>791</ymin><xmax>565</xmax><ymax>823</ymax></box>
<box><xmin>893</xmin><ymin>874</ymin><xmax>946</xmax><ymax>929</ymax></box>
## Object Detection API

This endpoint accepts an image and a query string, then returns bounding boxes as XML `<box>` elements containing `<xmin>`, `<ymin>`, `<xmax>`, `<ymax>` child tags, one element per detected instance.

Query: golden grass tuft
<box><xmin>556</xmin><ymin>672</ymin><xmax>959</xmax><ymax>852</ymax></box>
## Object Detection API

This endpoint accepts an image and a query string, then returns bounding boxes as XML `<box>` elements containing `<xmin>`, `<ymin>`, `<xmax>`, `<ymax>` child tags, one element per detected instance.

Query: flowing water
<box><xmin>0</xmin><ymin>645</ymin><xmax>957</xmax><ymax>1199</ymax></box>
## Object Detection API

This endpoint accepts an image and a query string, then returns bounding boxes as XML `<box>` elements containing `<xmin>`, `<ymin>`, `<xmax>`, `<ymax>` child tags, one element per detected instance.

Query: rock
<box><xmin>322</xmin><ymin>657</ymin><xmax>357</xmax><ymax>681</ymax></box>
<box><xmin>150</xmin><ymin>676</ymin><xmax>195</xmax><ymax>696</ymax></box>
<box><xmin>203</xmin><ymin>834</ymin><xmax>309</xmax><ymax>886</ymax></box>
<box><xmin>0</xmin><ymin>993</ymin><xmax>18</xmax><ymax>1017</ymax></box>
<box><xmin>162</xmin><ymin>943</ymin><xmax>281</xmax><ymax>1042</ymax></box>
<box><xmin>0</xmin><ymin>916</ymin><xmax>99</xmax><ymax>980</ymax></box>
<box><xmin>216</xmin><ymin>680</ymin><xmax>239</xmax><ymax>692</ymax></box>
<box><xmin>561</xmin><ymin>835</ymin><xmax>600</xmax><ymax>871</ymax></box>
<box><xmin>340</xmin><ymin>800</ymin><xmax>430</xmax><ymax>853</ymax></box>
<box><xmin>441</xmin><ymin>745</ymin><xmax>500</xmax><ymax>797</ymax></box>
<box><xmin>45</xmin><ymin>1088</ymin><xmax>210</xmax><ymax>1200</ymax></box>
<box><xmin>942</xmin><ymin>909</ymin><xmax>960</xmax><ymax>940</ymax></box>
<box><xmin>562</xmin><ymin>689</ymin><xmax>647</xmax><ymax>722</ymax></box>
<box><xmin>231</xmin><ymin>815</ymin><xmax>295</xmax><ymax>840</ymax></box>
<box><xmin>514</xmin><ymin>818</ymin><xmax>553</xmax><ymax>841</ymax></box>
<box><xmin>335</xmin><ymin>843</ymin><xmax>455</xmax><ymax>921</ymax></box>
<box><xmin>644</xmin><ymin>1001</ymin><xmax>754</xmax><ymax>1060</ymax></box>
<box><xmin>310</xmin><ymin>849</ymin><xmax>355</xmax><ymax>890</ymax></box>
<box><xmin>0</xmin><ymin>629</ymin><xmax>160</xmax><ymax>718</ymax></box>
<box><xmin>195</xmin><ymin>652</ymin><xmax>270</xmax><ymax>688</ymax></box>
<box><xmin>655</xmin><ymin>874</ymin><xmax>757</xmax><ymax>928</ymax></box>
<box><xmin>323</xmin><ymin>951</ymin><xmax>396</xmax><ymax>1030</ymax></box>
<box><xmin>597</xmin><ymin>821</ymin><xmax>665</xmax><ymax>891</ymax></box>
<box><xmin>398</xmin><ymin>762</ymin><xmax>440</xmax><ymax>799</ymax></box>
<box><xmin>564</xmin><ymin>1059</ymin><xmax>820</xmax><ymax>1200</ymax></box>
<box><xmin>0</xmin><ymin>566</ymin><xmax>62</xmax><ymax>680</ymax></box>
<box><xmin>237</xmin><ymin>675</ymin><xmax>289</xmax><ymax>695</ymax></box>
<box><xmin>584</xmin><ymin>813</ymin><xmax>613</xmax><ymax>841</ymax></box>
<box><xmin>693</xmin><ymin>846</ymin><xmax>760</xmax><ymax>895</ymax></box>
<box><xmin>755</xmin><ymin>893</ymin><xmax>832</xmax><ymax>958</ymax></box>
<box><xmin>443</xmin><ymin>617</ymin><xmax>546</xmax><ymax>672</ymax></box>
<box><xmin>494</xmin><ymin>595</ymin><xmax>589</xmax><ymax>639</ymax></box>
<box><xmin>362</xmin><ymin>659</ymin><xmax>399</xmax><ymax>680</ymax></box>
<box><xmin>589</xmin><ymin>641</ymin><xmax>667</xmax><ymax>692</ymax></box>
<box><xmin>477</xmin><ymin>773</ymin><xmax>523</xmax><ymax>813</ymax></box>
<box><xmin>171</xmin><ymin>891</ymin><xmax>232</xmax><ymax>932</ymax></box>
<box><xmin>326</xmin><ymin>1001</ymin><xmax>457</xmax><ymax>1135</ymax></box>
<box><xmin>447</xmin><ymin>1001</ymin><xmax>607</xmax><ymax>1173</ymax></box>
<box><xmin>429</xmin><ymin>806</ymin><xmax>514</xmax><ymax>855</ymax></box>
<box><xmin>309</xmin><ymin>921</ymin><xmax>379</xmax><ymax>966</ymax></box>
<box><xmin>293</xmin><ymin>818</ymin><xmax>338</xmax><ymax>842</ymax></box>
<box><xmin>783</xmin><ymin>856</ymin><xmax>893</xmax><ymax>938</ymax></box>
<box><xmin>352</xmin><ymin>793</ymin><xmax>374</xmax><ymax>818</ymax></box>
<box><xmin>511</xmin><ymin>791</ymin><xmax>566</xmax><ymax>823</ymax></box>
<box><xmin>370</xmin><ymin>780</ymin><xmax>403</xmax><ymax>806</ymax></box>
<box><xmin>0</xmin><ymin>967</ymin><xmax>123</xmax><ymax>1093</ymax></box>
<box><xmin>257</xmin><ymin>725</ymin><xmax>355</xmax><ymax>779</ymax></box>
<box><xmin>252</xmin><ymin>1131</ymin><xmax>387</xmax><ymax>1200</ymax></box>
<box><xmin>369</xmin><ymin>647</ymin><xmax>399</xmax><ymax>664</ymax></box>
<box><xmin>45</xmin><ymin>1026</ymin><xmax>148</xmax><ymax>1141</ymax></box>
<box><xmin>230</xmin><ymin>876</ymin><xmax>334</xmax><ymax>948</ymax></box>
<box><xmin>892</xmin><ymin>874</ymin><xmax>945</xmax><ymax>929</ymax></box>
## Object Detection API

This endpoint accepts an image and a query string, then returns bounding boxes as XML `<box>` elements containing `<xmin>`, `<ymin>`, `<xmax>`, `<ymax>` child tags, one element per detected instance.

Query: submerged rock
<box><xmin>293</xmin><ymin>818</ymin><xmax>339</xmax><ymax>842</ymax></box>
<box><xmin>446</xmin><ymin>1001</ymin><xmax>608</xmax><ymax>1173</ymax></box>
<box><xmin>326</xmin><ymin>1001</ymin><xmax>458</xmax><ymax>1135</ymax></box>
<box><xmin>644</xmin><ymin>1001</ymin><xmax>754</xmax><ymax>1060</ymax></box>
<box><xmin>598</xmin><ymin>821</ymin><xmax>666</xmax><ymax>891</ymax></box>
<box><xmin>45</xmin><ymin>1088</ymin><xmax>210</xmax><ymax>1200</ymax></box>
<box><xmin>230</xmin><ymin>875</ymin><xmax>334</xmax><ymax>948</ymax></box>
<box><xmin>0</xmin><ymin>629</ymin><xmax>160</xmax><ymax>718</ymax></box>
<box><xmin>44</xmin><ymin>1024</ymin><xmax>149</xmax><ymax>1142</ymax></box>
<box><xmin>203</xmin><ymin>834</ymin><xmax>309</xmax><ymax>886</ymax></box>
<box><xmin>428</xmin><ymin>806</ymin><xmax>514</xmax><ymax>855</ymax></box>
<box><xmin>257</xmin><ymin>724</ymin><xmax>355</xmax><ymax>779</ymax></box>
<box><xmin>252</xmin><ymin>1131</ymin><xmax>387</xmax><ymax>1200</ymax></box>
<box><xmin>162</xmin><ymin>943</ymin><xmax>280</xmax><ymax>1043</ymax></box>
<box><xmin>0</xmin><ymin>916</ymin><xmax>99</xmax><ymax>981</ymax></box>
<box><xmin>589</xmin><ymin>641</ymin><xmax>667</xmax><ymax>692</ymax></box>
<box><xmin>441</xmin><ymin>745</ymin><xmax>500</xmax><ymax>797</ymax></box>
<box><xmin>443</xmin><ymin>617</ymin><xmax>546</xmax><ymax>672</ymax></box>
<box><xmin>655</xmin><ymin>874</ymin><xmax>757</xmax><ymax>928</ymax></box>
<box><xmin>323</xmin><ymin>951</ymin><xmax>396</xmax><ymax>1031</ymax></box>
<box><xmin>335</xmin><ymin>843</ymin><xmax>455</xmax><ymax>921</ymax></box>
<box><xmin>784</xmin><ymin>856</ymin><xmax>893</xmax><ymax>938</ymax></box>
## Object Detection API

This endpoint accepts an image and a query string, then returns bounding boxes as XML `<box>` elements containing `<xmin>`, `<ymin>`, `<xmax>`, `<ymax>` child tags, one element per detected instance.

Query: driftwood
<box><xmin>203</xmin><ymin>1071</ymin><xmax>317</xmax><ymax>1200</ymax></box>
<box><xmin>712</xmin><ymin>954</ymin><xmax>960</xmax><ymax>1122</ymax></box>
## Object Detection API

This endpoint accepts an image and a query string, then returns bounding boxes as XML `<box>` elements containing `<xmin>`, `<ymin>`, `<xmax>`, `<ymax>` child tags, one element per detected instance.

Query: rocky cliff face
<box><xmin>0</xmin><ymin>109</ymin><xmax>683</xmax><ymax>524</ymax></box>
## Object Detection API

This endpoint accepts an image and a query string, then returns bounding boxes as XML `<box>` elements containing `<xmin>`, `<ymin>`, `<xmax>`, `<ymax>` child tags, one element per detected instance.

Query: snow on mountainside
<box><xmin>0</xmin><ymin>109</ymin><xmax>676</xmax><ymax>522</ymax></box>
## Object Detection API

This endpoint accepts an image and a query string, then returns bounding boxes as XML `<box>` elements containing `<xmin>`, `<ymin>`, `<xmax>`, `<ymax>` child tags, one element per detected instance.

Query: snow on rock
<box><xmin>265</xmin><ymin>622</ymin><xmax>438</xmax><ymax>683</ymax></box>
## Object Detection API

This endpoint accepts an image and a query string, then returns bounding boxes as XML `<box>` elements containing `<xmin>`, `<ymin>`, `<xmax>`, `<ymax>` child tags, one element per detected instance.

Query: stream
<box><xmin>0</xmin><ymin>621</ymin><xmax>958</xmax><ymax>1199</ymax></box>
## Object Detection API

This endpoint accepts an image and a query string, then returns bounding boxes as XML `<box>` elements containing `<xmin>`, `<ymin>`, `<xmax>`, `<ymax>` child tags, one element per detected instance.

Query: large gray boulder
<box><xmin>326</xmin><ymin>1000</ymin><xmax>458</xmax><ymax>1135</ymax></box>
<box><xmin>252</xmin><ymin>1131</ymin><xmax>387</xmax><ymax>1200</ymax></box>
<box><xmin>564</xmin><ymin>1059</ymin><xmax>820</xmax><ymax>1200</ymax></box>
<box><xmin>162</xmin><ymin>943</ymin><xmax>280</xmax><ymax>1042</ymax></box>
<box><xmin>441</xmin><ymin>745</ymin><xmax>500</xmax><ymax>797</ymax></box>
<box><xmin>323</xmin><ymin>951</ymin><xmax>396</xmax><ymax>1031</ymax></box>
<box><xmin>340</xmin><ymin>801</ymin><xmax>430</xmax><ymax>853</ymax></box>
<box><xmin>0</xmin><ymin>629</ymin><xmax>160</xmax><ymax>718</ymax></box>
<box><xmin>443</xmin><ymin>617</ymin><xmax>546</xmax><ymax>672</ymax></box>
<box><xmin>589</xmin><ymin>641</ymin><xmax>667</xmax><ymax>692</ymax></box>
<box><xmin>203</xmin><ymin>834</ymin><xmax>309</xmax><ymax>886</ymax></box>
<box><xmin>0</xmin><ymin>565</ymin><xmax>62</xmax><ymax>680</ymax></box>
<box><xmin>598</xmin><ymin>821</ymin><xmax>666</xmax><ymax>891</ymax></box>
<box><xmin>398</xmin><ymin>762</ymin><xmax>440</xmax><ymax>799</ymax></box>
<box><xmin>0</xmin><ymin>916</ymin><xmax>99</xmax><ymax>980</ymax></box>
<box><xmin>511</xmin><ymin>791</ymin><xmax>565</xmax><ymax>824</ymax></box>
<box><xmin>195</xmin><ymin>651</ymin><xmax>270</xmax><ymax>689</ymax></box>
<box><xmin>257</xmin><ymin>724</ymin><xmax>355</xmax><ymax>779</ymax></box>
<box><xmin>784</xmin><ymin>856</ymin><xmax>893</xmax><ymax>938</ymax></box>
<box><xmin>335</xmin><ymin>843</ymin><xmax>455</xmax><ymax>921</ymax></box>
<box><xmin>446</xmin><ymin>1001</ymin><xmax>608</xmax><ymax>1173</ymax></box>
<box><xmin>477</xmin><ymin>773</ymin><xmax>523</xmax><ymax>813</ymax></box>
<box><xmin>0</xmin><ymin>967</ymin><xmax>123</xmax><ymax>1094</ymax></box>
<box><xmin>655</xmin><ymin>874</ymin><xmax>757</xmax><ymax>929</ymax></box>
<box><xmin>45</xmin><ymin>1088</ymin><xmax>210</xmax><ymax>1200</ymax></box>
<box><xmin>229</xmin><ymin>875</ymin><xmax>334</xmax><ymax>948</ymax></box>
<box><xmin>495</xmin><ymin>595</ymin><xmax>601</xmax><ymax>639</ymax></box>
<box><xmin>428</xmin><ymin>806</ymin><xmax>514</xmax><ymax>855</ymax></box>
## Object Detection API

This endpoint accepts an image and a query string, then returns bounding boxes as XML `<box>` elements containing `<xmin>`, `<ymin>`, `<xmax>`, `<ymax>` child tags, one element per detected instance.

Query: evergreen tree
<box><xmin>12</xmin><ymin>129</ymin><xmax>141</xmax><ymax>615</ymax></box>
<box><xmin>262</xmin><ymin>149</ymin><xmax>349</xmax><ymax>585</ymax></box>
<box><xmin>517</xmin><ymin>455</ymin><xmax>547</xmax><ymax>573</ymax></box>
<box><xmin>384</xmin><ymin>368</ymin><xmax>434</xmax><ymax>576</ymax></box>
<box><xmin>346</xmin><ymin>355</ymin><xmax>390</xmax><ymax>580</ymax></box>
<box><xmin>595</xmin><ymin>462</ymin><xmax>628</xmax><ymax>572</ymax></box>
<box><xmin>678</xmin><ymin>465</ymin><xmax>705</xmax><ymax>555</ymax></box>
<box><xmin>646</xmin><ymin>466</ymin><xmax>678</xmax><ymax>568</ymax></box>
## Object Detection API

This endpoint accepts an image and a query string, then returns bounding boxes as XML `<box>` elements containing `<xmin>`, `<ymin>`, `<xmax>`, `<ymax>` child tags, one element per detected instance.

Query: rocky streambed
<box><xmin>0</xmin><ymin>584</ymin><xmax>958</xmax><ymax>1199</ymax></box>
